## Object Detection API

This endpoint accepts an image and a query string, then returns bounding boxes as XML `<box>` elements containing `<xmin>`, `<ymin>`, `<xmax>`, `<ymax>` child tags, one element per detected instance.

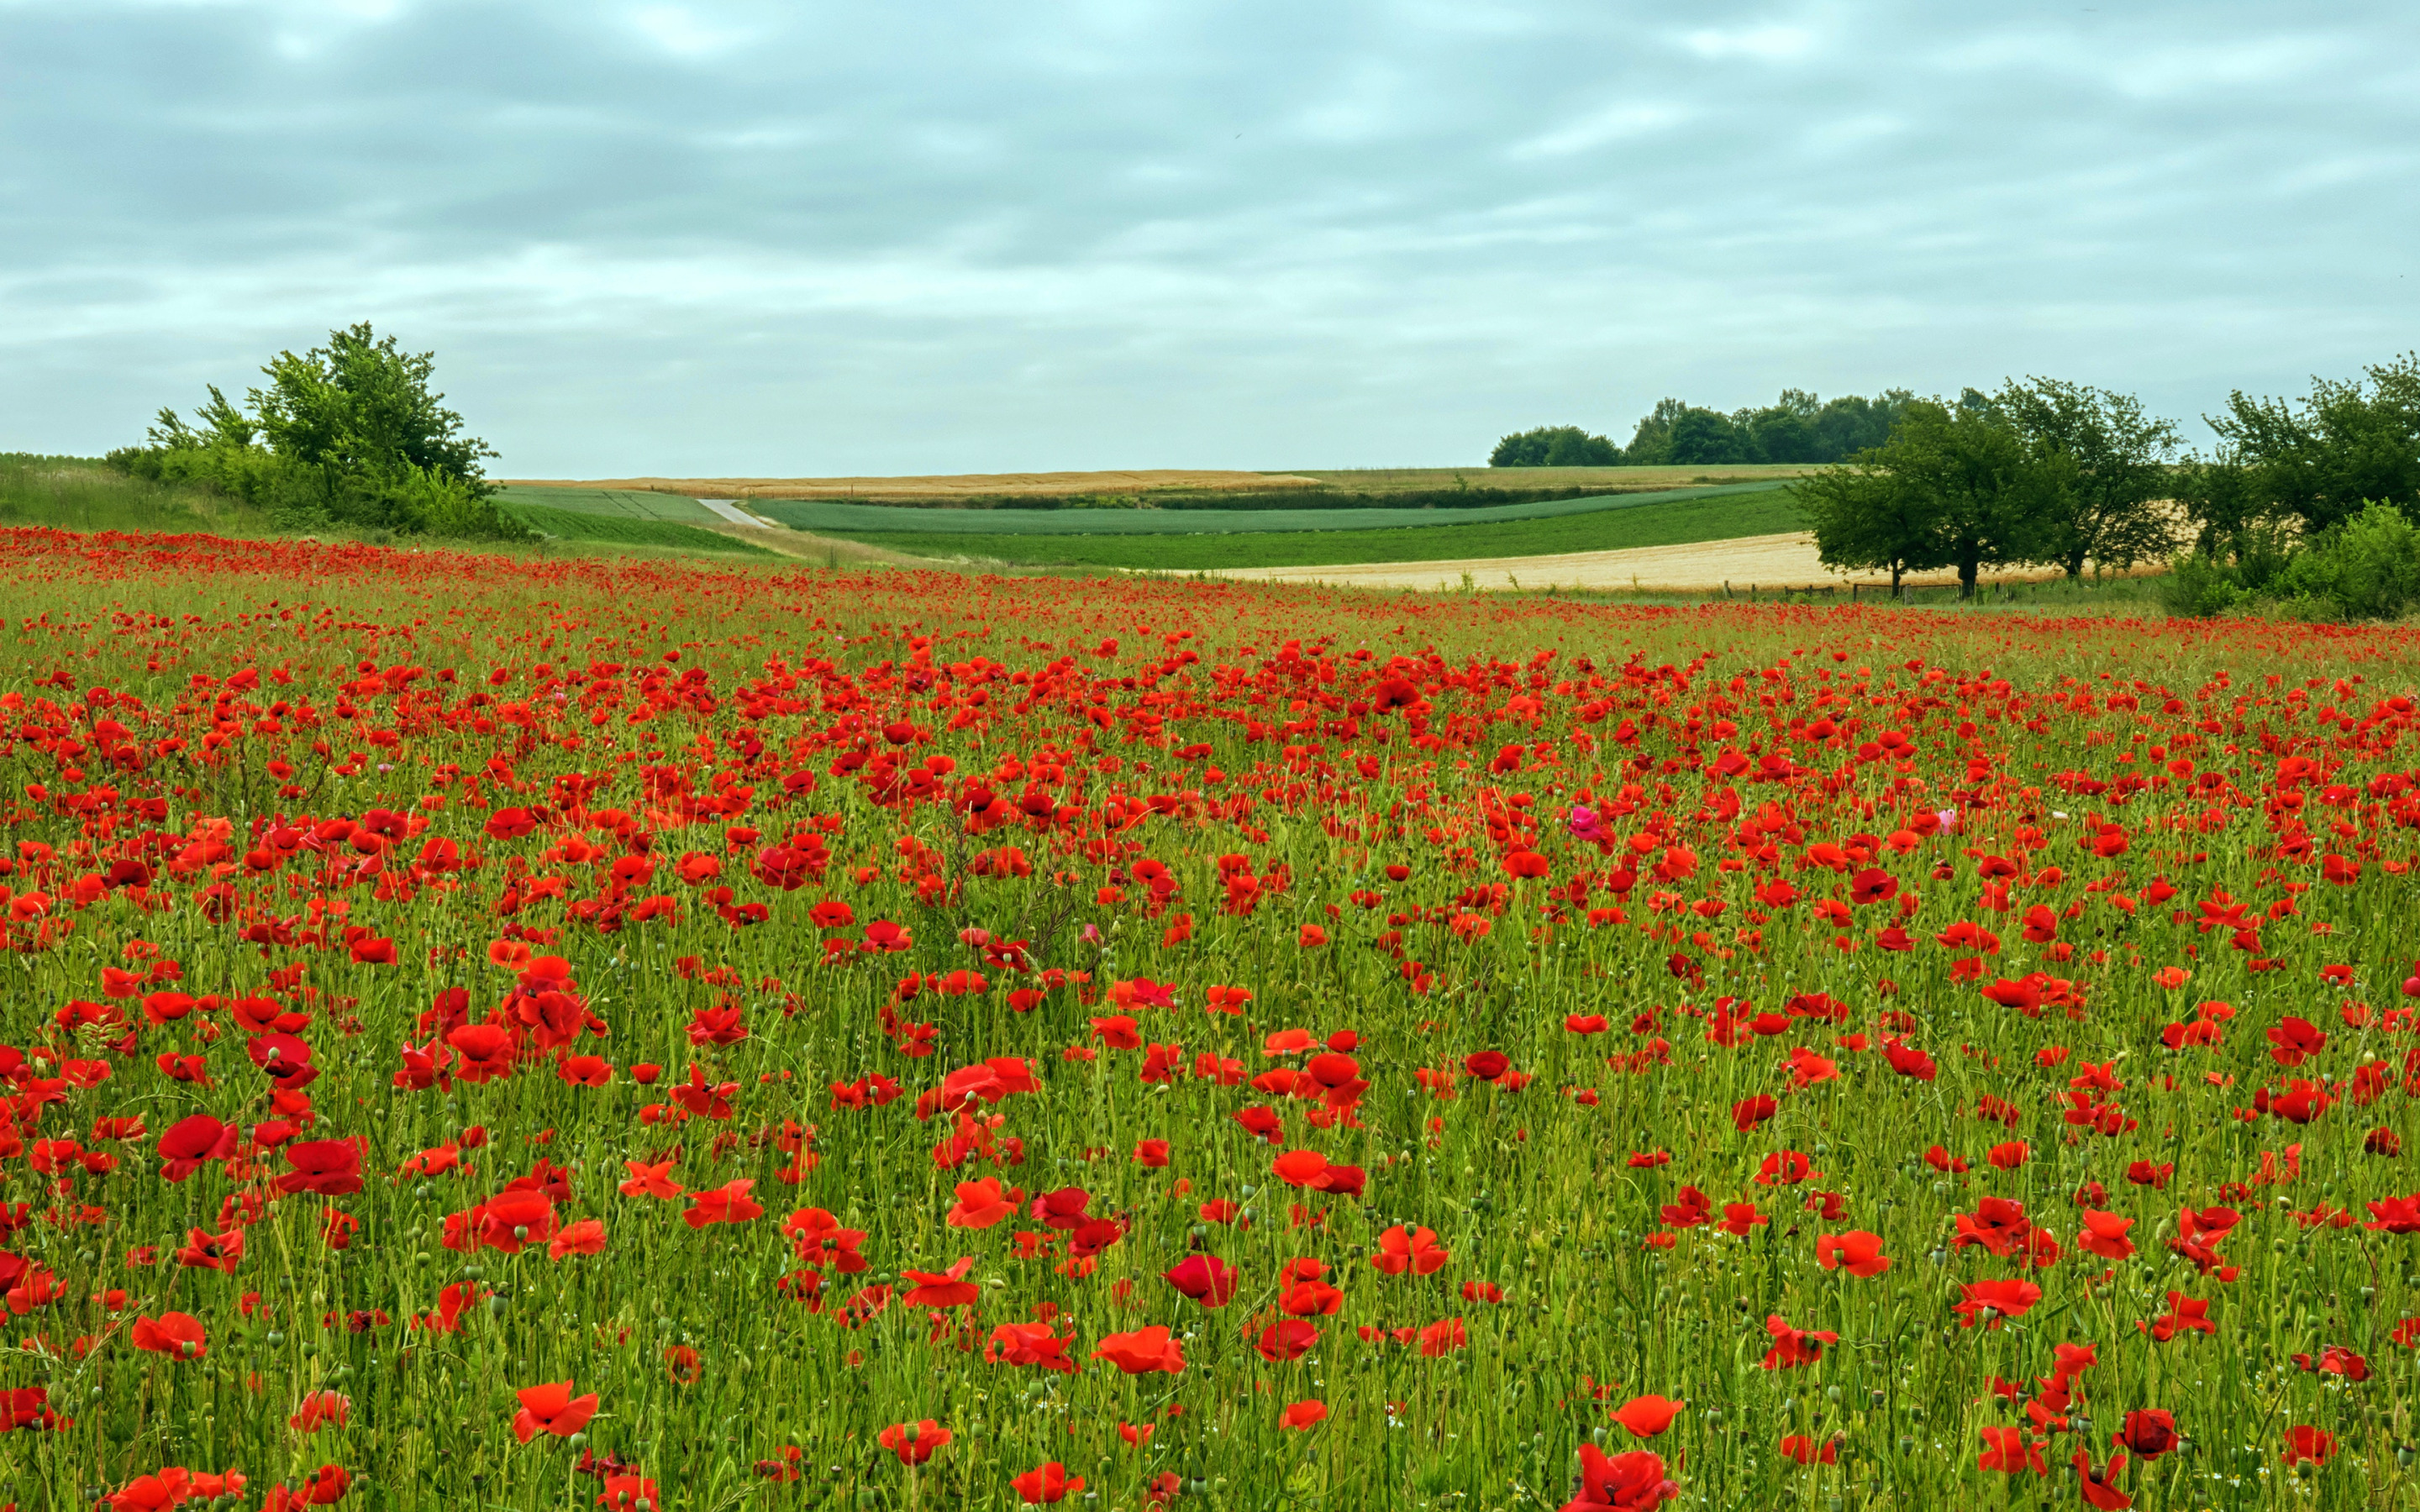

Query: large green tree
<box><xmin>116</xmin><ymin>323</ymin><xmax>522</xmax><ymax>539</ymax></box>
<box><xmin>1795</xmin><ymin>455</ymin><xmax>1937</xmax><ymax>593</ymax></box>
<box><xmin>1800</xmin><ymin>397</ymin><xmax>2057</xmax><ymax>598</ymax></box>
<box><xmin>250</xmin><ymin>322</ymin><xmax>497</xmax><ymax>502</ymax></box>
<box><xmin>1994</xmin><ymin>376</ymin><xmax>2181</xmax><ymax>580</ymax></box>
<box><xmin>2180</xmin><ymin>354</ymin><xmax>2420</xmax><ymax>550</ymax></box>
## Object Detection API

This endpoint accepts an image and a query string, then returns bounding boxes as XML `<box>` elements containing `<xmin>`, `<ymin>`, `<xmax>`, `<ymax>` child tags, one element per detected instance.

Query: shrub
<box><xmin>2161</xmin><ymin>503</ymin><xmax>2420</xmax><ymax>620</ymax></box>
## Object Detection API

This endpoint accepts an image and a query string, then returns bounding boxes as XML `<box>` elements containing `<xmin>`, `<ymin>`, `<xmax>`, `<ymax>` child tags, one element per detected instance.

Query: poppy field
<box><xmin>5</xmin><ymin>524</ymin><xmax>2420</xmax><ymax>1512</ymax></box>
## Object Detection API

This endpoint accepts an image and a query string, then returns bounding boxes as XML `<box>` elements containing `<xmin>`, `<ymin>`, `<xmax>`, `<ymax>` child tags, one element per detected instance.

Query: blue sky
<box><xmin>2</xmin><ymin>0</ymin><xmax>2414</xmax><ymax>476</ymax></box>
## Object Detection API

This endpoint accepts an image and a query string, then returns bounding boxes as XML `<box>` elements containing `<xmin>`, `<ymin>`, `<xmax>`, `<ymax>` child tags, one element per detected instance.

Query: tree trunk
<box><xmin>2065</xmin><ymin>547</ymin><xmax>2087</xmax><ymax>582</ymax></box>
<box><xmin>1891</xmin><ymin>562</ymin><xmax>1903</xmax><ymax>594</ymax></box>
<box><xmin>1959</xmin><ymin>557</ymin><xmax>1980</xmax><ymax>600</ymax></box>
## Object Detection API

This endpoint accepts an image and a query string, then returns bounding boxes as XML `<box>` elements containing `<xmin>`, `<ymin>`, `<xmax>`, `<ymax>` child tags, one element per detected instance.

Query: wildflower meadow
<box><xmin>3</xmin><ymin>524</ymin><xmax>2418</xmax><ymax>1511</ymax></box>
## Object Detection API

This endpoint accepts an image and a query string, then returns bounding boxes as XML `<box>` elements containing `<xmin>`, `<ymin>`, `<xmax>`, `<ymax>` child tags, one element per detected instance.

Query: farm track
<box><xmin>1209</xmin><ymin>530</ymin><xmax>2157</xmax><ymax>594</ymax></box>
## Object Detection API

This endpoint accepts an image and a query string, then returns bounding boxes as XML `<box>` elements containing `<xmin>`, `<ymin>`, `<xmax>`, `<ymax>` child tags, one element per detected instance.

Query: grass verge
<box><xmin>501</xmin><ymin>501</ymin><xmax>774</xmax><ymax>555</ymax></box>
<box><xmin>823</xmin><ymin>486</ymin><xmax>1805</xmax><ymax>570</ymax></box>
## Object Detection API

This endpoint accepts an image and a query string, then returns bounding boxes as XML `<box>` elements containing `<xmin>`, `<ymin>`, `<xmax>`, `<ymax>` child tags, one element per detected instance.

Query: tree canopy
<box><xmin>1491</xmin><ymin>388</ymin><xmax>1913</xmax><ymax>468</ymax></box>
<box><xmin>114</xmin><ymin>323</ymin><xmax>523</xmax><ymax>539</ymax></box>
<box><xmin>1488</xmin><ymin>426</ymin><xmax>1622</xmax><ymax>467</ymax></box>
<box><xmin>1800</xmin><ymin>396</ymin><xmax>2075</xmax><ymax>597</ymax></box>
<box><xmin>2178</xmin><ymin>354</ymin><xmax>2420</xmax><ymax>549</ymax></box>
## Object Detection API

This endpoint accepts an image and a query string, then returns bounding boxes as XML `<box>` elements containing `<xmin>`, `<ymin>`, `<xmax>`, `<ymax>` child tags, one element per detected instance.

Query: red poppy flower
<box><xmin>276</xmin><ymin>1138</ymin><xmax>366</xmax><ymax>1196</ymax></box>
<box><xmin>1092</xmin><ymin>1326</ymin><xmax>1186</xmax><ymax>1374</ymax></box>
<box><xmin>548</xmin><ymin>1219</ymin><xmax>608</xmax><ymax>1259</ymax></box>
<box><xmin>947</xmin><ymin>1177</ymin><xmax>1020</xmax><ymax>1228</ymax></box>
<box><xmin>1416</xmin><ymin>1317</ymin><xmax>1467</xmax><ymax>1357</ymax></box>
<box><xmin>1612</xmin><ymin>1395</ymin><xmax>1684</xmax><ymax>1438</ymax></box>
<box><xmin>1280</xmin><ymin>1399</ymin><xmax>1328</xmax><ymax>1430</ymax></box>
<box><xmin>2292</xmin><ymin>1345</ymin><xmax>2370</xmax><ymax>1381</ymax></box>
<box><xmin>1815</xmin><ymin>1231</ymin><xmax>1890</xmax><ymax>1278</ymax></box>
<box><xmin>2075</xmin><ymin>1210</ymin><xmax>2136</xmax><ymax>1261</ymax></box>
<box><xmin>2281</xmin><ymin>1425</ymin><xmax>2336</xmax><ymax>1467</ymax></box>
<box><xmin>260</xmin><ymin>1465</ymin><xmax>351</xmax><ymax>1509</ymax></box>
<box><xmin>156</xmin><ymin>1116</ymin><xmax>238</xmax><ymax>1183</ymax></box>
<box><xmin>1567</xmin><ymin>1445</ymin><xmax>1678</xmax><ymax>1510</ymax></box>
<box><xmin>1760</xmin><ymin>1315</ymin><xmax>1836</xmax><ymax>1369</ymax></box>
<box><xmin>1716</xmin><ymin>1202</ymin><xmax>1767</xmax><ymax>1237</ymax></box>
<box><xmin>682</xmin><ymin>1179</ymin><xmax>764</xmax><ymax>1228</ymax></box>
<box><xmin>901</xmin><ymin>1256</ymin><xmax>980</xmax><ymax>1309</ymax></box>
<box><xmin>1028</xmin><ymin>1187</ymin><xmax>1093</xmax><ymax>1230</ymax></box>
<box><xmin>1779</xmin><ymin>1435</ymin><xmax>1838</xmax><ymax>1467</ymax></box>
<box><xmin>986</xmin><ymin>1321</ymin><xmax>1076</xmax><ymax>1373</ymax></box>
<box><xmin>1255</xmin><ymin>1320</ymin><xmax>1319</xmax><ymax>1362</ymax></box>
<box><xmin>1163</xmin><ymin>1254</ymin><xmax>1237</xmax><ymax>1308</ymax></box>
<box><xmin>878</xmin><ymin>1420</ymin><xmax>951</xmax><ymax>1465</ymax></box>
<box><xmin>288</xmin><ymin>1390</ymin><xmax>352</xmax><ymax>1433</ymax></box>
<box><xmin>1952</xmin><ymin>1278</ymin><xmax>2044</xmax><ymax>1330</ymax></box>
<box><xmin>176</xmin><ymin>1226</ymin><xmax>245</xmax><ymax>1273</ymax></box>
<box><xmin>618</xmin><ymin>1160</ymin><xmax>683</xmax><ymax>1200</ymax></box>
<box><xmin>2072</xmin><ymin>1449</ymin><xmax>2132</xmax><ymax>1509</ymax></box>
<box><xmin>1012</xmin><ymin>1462</ymin><xmax>1084</xmax><ymax>1503</ymax></box>
<box><xmin>1978</xmin><ymin>1425</ymin><xmax>2047</xmax><ymax>1474</ymax></box>
<box><xmin>512</xmin><ymin>1380</ymin><xmax>599</xmax><ymax>1442</ymax></box>
<box><xmin>2112</xmin><ymin>1410</ymin><xmax>2178</xmax><ymax>1460</ymax></box>
<box><xmin>131</xmin><ymin>1312</ymin><xmax>208</xmax><ymax>1360</ymax></box>
<box><xmin>1370</xmin><ymin>1225</ymin><xmax>1449</xmax><ymax>1275</ymax></box>
<box><xmin>2145</xmin><ymin>1292</ymin><xmax>2216</xmax><ymax>1341</ymax></box>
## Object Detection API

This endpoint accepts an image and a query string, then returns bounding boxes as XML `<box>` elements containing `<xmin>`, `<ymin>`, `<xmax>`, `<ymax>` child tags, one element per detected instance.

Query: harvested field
<box><xmin>497</xmin><ymin>469</ymin><xmax>1323</xmax><ymax>500</ymax></box>
<box><xmin>1212</xmin><ymin>529</ymin><xmax>2158</xmax><ymax>594</ymax></box>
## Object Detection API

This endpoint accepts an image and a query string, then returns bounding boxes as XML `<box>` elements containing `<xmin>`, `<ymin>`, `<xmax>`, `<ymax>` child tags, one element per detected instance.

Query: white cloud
<box><xmin>628</xmin><ymin>3</ymin><xmax>750</xmax><ymax>60</ymax></box>
<box><xmin>1509</xmin><ymin>102</ymin><xmax>1690</xmax><ymax>159</ymax></box>
<box><xmin>1676</xmin><ymin>23</ymin><xmax>1818</xmax><ymax>62</ymax></box>
<box><xmin>2</xmin><ymin>0</ymin><xmax>2417</xmax><ymax>474</ymax></box>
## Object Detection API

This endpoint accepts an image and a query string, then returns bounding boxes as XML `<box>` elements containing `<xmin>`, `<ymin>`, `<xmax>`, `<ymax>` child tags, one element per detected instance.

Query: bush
<box><xmin>2275</xmin><ymin>501</ymin><xmax>2420</xmax><ymax>617</ymax></box>
<box><xmin>2161</xmin><ymin>503</ymin><xmax>2420</xmax><ymax>620</ymax></box>
<box><xmin>111</xmin><ymin>323</ymin><xmax>529</xmax><ymax>543</ymax></box>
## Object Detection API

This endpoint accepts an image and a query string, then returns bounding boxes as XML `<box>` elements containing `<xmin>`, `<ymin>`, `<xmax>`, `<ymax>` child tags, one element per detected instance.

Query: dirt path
<box><xmin>696</xmin><ymin>519</ymin><xmax>923</xmax><ymax>565</ymax></box>
<box><xmin>1211</xmin><ymin>531</ymin><xmax>2141</xmax><ymax>595</ymax></box>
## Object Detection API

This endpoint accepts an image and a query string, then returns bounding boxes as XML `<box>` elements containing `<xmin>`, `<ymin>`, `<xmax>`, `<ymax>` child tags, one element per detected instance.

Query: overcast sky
<box><xmin>3</xmin><ymin>0</ymin><xmax>2415</xmax><ymax>477</ymax></box>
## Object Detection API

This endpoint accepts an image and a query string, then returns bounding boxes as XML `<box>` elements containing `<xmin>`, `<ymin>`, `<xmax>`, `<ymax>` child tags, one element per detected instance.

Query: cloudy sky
<box><xmin>3</xmin><ymin>1</ymin><xmax>2414</xmax><ymax>476</ymax></box>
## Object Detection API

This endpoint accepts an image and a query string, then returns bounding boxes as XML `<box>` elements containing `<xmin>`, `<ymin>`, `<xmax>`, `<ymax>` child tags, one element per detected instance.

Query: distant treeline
<box><xmin>1491</xmin><ymin>389</ymin><xmax>1912</xmax><ymax>469</ymax></box>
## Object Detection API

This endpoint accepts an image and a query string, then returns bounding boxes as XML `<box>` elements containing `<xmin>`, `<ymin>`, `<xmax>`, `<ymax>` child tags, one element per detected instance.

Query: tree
<box><xmin>1796</xmin><ymin>455</ymin><xmax>1937</xmax><ymax>594</ymax></box>
<box><xmin>1800</xmin><ymin>397</ymin><xmax>2057</xmax><ymax>598</ymax></box>
<box><xmin>112</xmin><ymin>323</ymin><xmax>524</xmax><ymax>540</ymax></box>
<box><xmin>1809</xmin><ymin>390</ymin><xmax>1911</xmax><ymax>460</ymax></box>
<box><xmin>251</xmin><ymin>323</ymin><xmax>497</xmax><ymax>507</ymax></box>
<box><xmin>1995</xmin><ymin>376</ymin><xmax>2181</xmax><ymax>580</ymax></box>
<box><xmin>1744</xmin><ymin>389</ymin><xmax>1822</xmax><ymax>463</ymax></box>
<box><xmin>1619</xmin><ymin>398</ymin><xmax>1691</xmax><ymax>465</ymax></box>
<box><xmin>2186</xmin><ymin>354</ymin><xmax>2420</xmax><ymax>543</ymax></box>
<box><xmin>1489</xmin><ymin>425</ymin><xmax>1620</xmax><ymax>467</ymax></box>
<box><xmin>1665</xmin><ymin>408</ymin><xmax>1750</xmax><ymax>465</ymax></box>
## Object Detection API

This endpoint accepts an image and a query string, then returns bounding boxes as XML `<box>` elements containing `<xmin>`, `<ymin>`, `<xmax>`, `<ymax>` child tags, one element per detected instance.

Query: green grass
<box><xmin>824</xmin><ymin>484</ymin><xmax>1804</xmax><ymax>569</ymax></box>
<box><xmin>1285</xmin><ymin>462</ymin><xmax>1818</xmax><ymax>491</ymax></box>
<box><xmin>491</xmin><ymin>485</ymin><xmax>724</xmax><ymax>524</ymax></box>
<box><xmin>0</xmin><ymin>452</ymin><xmax>273</xmax><ymax>535</ymax></box>
<box><xmin>500</xmin><ymin>500</ymin><xmax>773</xmax><ymax>555</ymax></box>
<box><xmin>752</xmin><ymin>481</ymin><xmax>1785</xmax><ymax>538</ymax></box>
